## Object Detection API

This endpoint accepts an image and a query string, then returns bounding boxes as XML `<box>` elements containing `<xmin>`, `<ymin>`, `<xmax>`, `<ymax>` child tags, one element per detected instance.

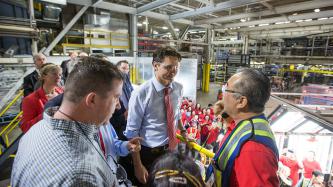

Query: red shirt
<box><xmin>280</xmin><ymin>156</ymin><xmax>301</xmax><ymax>186</ymax></box>
<box><xmin>206</xmin><ymin>127</ymin><xmax>220</xmax><ymax>145</ymax></box>
<box><xmin>187</xmin><ymin>127</ymin><xmax>200</xmax><ymax>140</ymax></box>
<box><xmin>219</xmin><ymin>120</ymin><xmax>279</xmax><ymax>187</ymax></box>
<box><xmin>302</xmin><ymin>159</ymin><xmax>322</xmax><ymax>179</ymax></box>
<box><xmin>21</xmin><ymin>87</ymin><xmax>63</xmax><ymax>133</ymax></box>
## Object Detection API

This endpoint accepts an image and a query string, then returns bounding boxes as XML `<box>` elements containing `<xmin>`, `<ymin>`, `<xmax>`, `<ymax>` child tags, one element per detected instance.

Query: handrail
<box><xmin>0</xmin><ymin>111</ymin><xmax>22</xmax><ymax>136</ymax></box>
<box><xmin>5</xmin><ymin>117</ymin><xmax>22</xmax><ymax>147</ymax></box>
<box><xmin>0</xmin><ymin>90</ymin><xmax>23</xmax><ymax>118</ymax></box>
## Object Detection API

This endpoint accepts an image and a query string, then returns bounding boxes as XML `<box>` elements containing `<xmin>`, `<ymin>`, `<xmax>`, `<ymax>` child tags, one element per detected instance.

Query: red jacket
<box><xmin>21</xmin><ymin>87</ymin><xmax>63</xmax><ymax>133</ymax></box>
<box><xmin>220</xmin><ymin>120</ymin><xmax>279</xmax><ymax>187</ymax></box>
<box><xmin>280</xmin><ymin>156</ymin><xmax>301</xmax><ymax>186</ymax></box>
<box><xmin>302</xmin><ymin>159</ymin><xmax>321</xmax><ymax>179</ymax></box>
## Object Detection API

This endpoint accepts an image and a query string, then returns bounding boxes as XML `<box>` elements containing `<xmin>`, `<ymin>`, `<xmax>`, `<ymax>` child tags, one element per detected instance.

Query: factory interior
<box><xmin>0</xmin><ymin>0</ymin><xmax>333</xmax><ymax>186</ymax></box>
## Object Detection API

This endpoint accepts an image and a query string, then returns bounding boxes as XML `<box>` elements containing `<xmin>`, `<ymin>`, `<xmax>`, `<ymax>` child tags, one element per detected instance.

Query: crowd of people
<box><xmin>12</xmin><ymin>47</ymin><xmax>327</xmax><ymax>187</ymax></box>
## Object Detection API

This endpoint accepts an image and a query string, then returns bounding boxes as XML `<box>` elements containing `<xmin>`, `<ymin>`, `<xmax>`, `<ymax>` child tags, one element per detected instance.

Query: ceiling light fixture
<box><xmin>314</xmin><ymin>8</ymin><xmax>320</xmax><ymax>12</ymax></box>
<box><xmin>137</xmin><ymin>23</ymin><xmax>143</xmax><ymax>26</ymax></box>
<box><xmin>259</xmin><ymin>23</ymin><xmax>269</xmax><ymax>26</ymax></box>
<box><xmin>162</xmin><ymin>26</ymin><xmax>168</xmax><ymax>30</ymax></box>
<box><xmin>240</xmin><ymin>18</ymin><xmax>246</xmax><ymax>22</ymax></box>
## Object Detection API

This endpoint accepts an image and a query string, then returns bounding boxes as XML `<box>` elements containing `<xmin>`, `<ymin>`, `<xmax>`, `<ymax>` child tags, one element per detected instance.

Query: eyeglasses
<box><xmin>159</xmin><ymin>63</ymin><xmax>179</xmax><ymax>71</ymax></box>
<box><xmin>222</xmin><ymin>84</ymin><xmax>243</xmax><ymax>95</ymax></box>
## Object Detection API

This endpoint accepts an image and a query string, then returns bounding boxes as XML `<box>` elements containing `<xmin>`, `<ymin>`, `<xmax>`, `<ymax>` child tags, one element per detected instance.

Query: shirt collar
<box><xmin>152</xmin><ymin>76</ymin><xmax>173</xmax><ymax>92</ymax></box>
<box><xmin>44</xmin><ymin>107</ymin><xmax>99</xmax><ymax>139</ymax></box>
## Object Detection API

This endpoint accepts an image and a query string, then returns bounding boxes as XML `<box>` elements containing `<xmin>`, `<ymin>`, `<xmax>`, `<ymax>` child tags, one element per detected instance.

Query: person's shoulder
<box><xmin>241</xmin><ymin>141</ymin><xmax>276</xmax><ymax>156</ymax></box>
<box><xmin>132</xmin><ymin>80</ymin><xmax>152</xmax><ymax>95</ymax></box>
<box><xmin>24</xmin><ymin>70</ymin><xmax>37</xmax><ymax>79</ymax></box>
<box><xmin>173</xmin><ymin>81</ymin><xmax>183</xmax><ymax>89</ymax></box>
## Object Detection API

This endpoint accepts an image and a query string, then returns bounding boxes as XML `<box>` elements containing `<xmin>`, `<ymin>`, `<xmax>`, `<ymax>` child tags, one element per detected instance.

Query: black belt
<box><xmin>141</xmin><ymin>144</ymin><xmax>169</xmax><ymax>154</ymax></box>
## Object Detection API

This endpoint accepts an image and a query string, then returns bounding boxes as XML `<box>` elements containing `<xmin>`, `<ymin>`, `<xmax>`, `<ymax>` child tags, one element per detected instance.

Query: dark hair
<box><xmin>116</xmin><ymin>60</ymin><xmax>129</xmax><ymax>67</ymax></box>
<box><xmin>64</xmin><ymin>57</ymin><xmax>122</xmax><ymax>103</ymax></box>
<box><xmin>89</xmin><ymin>53</ymin><xmax>108</xmax><ymax>60</ymax></box>
<box><xmin>312</xmin><ymin>170</ymin><xmax>323</xmax><ymax>177</ymax></box>
<box><xmin>148</xmin><ymin>152</ymin><xmax>205</xmax><ymax>187</ymax></box>
<box><xmin>233</xmin><ymin>68</ymin><xmax>271</xmax><ymax>113</ymax></box>
<box><xmin>152</xmin><ymin>46</ymin><xmax>182</xmax><ymax>64</ymax></box>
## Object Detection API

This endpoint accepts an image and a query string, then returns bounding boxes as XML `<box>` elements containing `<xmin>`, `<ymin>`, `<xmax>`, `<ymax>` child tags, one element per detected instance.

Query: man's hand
<box><xmin>127</xmin><ymin>137</ymin><xmax>143</xmax><ymax>153</ymax></box>
<box><xmin>134</xmin><ymin>163</ymin><xmax>148</xmax><ymax>184</ymax></box>
<box><xmin>181</xmin><ymin>130</ymin><xmax>195</xmax><ymax>149</ymax></box>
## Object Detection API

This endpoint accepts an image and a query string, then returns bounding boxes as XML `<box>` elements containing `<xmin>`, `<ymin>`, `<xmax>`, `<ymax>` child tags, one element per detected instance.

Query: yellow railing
<box><xmin>279</xmin><ymin>69</ymin><xmax>333</xmax><ymax>75</ymax></box>
<box><xmin>0</xmin><ymin>90</ymin><xmax>23</xmax><ymax>155</ymax></box>
<box><xmin>0</xmin><ymin>111</ymin><xmax>22</xmax><ymax>147</ymax></box>
<box><xmin>0</xmin><ymin>90</ymin><xmax>23</xmax><ymax>118</ymax></box>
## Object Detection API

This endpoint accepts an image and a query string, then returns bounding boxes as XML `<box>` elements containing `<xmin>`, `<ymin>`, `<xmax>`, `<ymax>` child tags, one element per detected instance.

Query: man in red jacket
<box><xmin>207</xmin><ymin>68</ymin><xmax>279</xmax><ymax>187</ymax></box>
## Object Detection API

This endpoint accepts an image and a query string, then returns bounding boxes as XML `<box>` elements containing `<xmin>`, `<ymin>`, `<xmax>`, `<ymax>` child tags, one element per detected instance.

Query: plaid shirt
<box><xmin>11</xmin><ymin>107</ymin><xmax>118</xmax><ymax>187</ymax></box>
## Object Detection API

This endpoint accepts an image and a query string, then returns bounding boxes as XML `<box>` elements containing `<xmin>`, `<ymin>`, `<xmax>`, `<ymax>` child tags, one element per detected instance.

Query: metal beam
<box><xmin>195</xmin><ymin>0</ymin><xmax>333</xmax><ymax>25</ymax></box>
<box><xmin>219</xmin><ymin>10</ymin><xmax>333</xmax><ymax>29</ymax></box>
<box><xmin>179</xmin><ymin>25</ymin><xmax>190</xmax><ymax>40</ymax></box>
<box><xmin>165</xmin><ymin>20</ymin><xmax>178</xmax><ymax>39</ymax></box>
<box><xmin>70</xmin><ymin>0</ymin><xmax>198</xmax><ymax>26</ymax></box>
<box><xmin>169</xmin><ymin>3</ymin><xmax>193</xmax><ymax>11</ymax></box>
<box><xmin>261</xmin><ymin>1</ymin><xmax>273</xmax><ymax>10</ymax></box>
<box><xmin>42</xmin><ymin>5</ymin><xmax>89</xmax><ymax>55</ymax></box>
<box><xmin>170</xmin><ymin>0</ymin><xmax>264</xmax><ymax>20</ymax></box>
<box><xmin>248</xmin><ymin>25</ymin><xmax>333</xmax><ymax>35</ymax></box>
<box><xmin>229</xmin><ymin>18</ymin><xmax>333</xmax><ymax>32</ymax></box>
<box><xmin>137</xmin><ymin>0</ymin><xmax>176</xmax><ymax>14</ymax></box>
<box><xmin>93</xmin><ymin>1</ymin><xmax>136</xmax><ymax>14</ymax></box>
<box><xmin>193</xmin><ymin>0</ymin><xmax>212</xmax><ymax>5</ymax></box>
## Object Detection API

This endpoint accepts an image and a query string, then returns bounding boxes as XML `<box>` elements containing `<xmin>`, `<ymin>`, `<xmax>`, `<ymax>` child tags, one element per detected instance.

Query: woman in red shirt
<box><xmin>21</xmin><ymin>63</ymin><xmax>63</xmax><ymax>133</ymax></box>
<box><xmin>303</xmin><ymin>151</ymin><xmax>322</xmax><ymax>179</ymax></box>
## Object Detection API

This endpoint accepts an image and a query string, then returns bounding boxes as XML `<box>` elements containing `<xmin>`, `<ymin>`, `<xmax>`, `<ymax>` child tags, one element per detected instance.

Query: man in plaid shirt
<box><xmin>11</xmin><ymin>57</ymin><xmax>124</xmax><ymax>187</ymax></box>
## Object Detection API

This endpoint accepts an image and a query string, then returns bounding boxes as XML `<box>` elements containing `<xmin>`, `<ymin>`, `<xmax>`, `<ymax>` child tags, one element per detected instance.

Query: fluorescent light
<box><xmin>137</xmin><ymin>23</ymin><xmax>142</xmax><ymax>26</ymax></box>
<box><xmin>293</xmin><ymin>13</ymin><xmax>298</xmax><ymax>16</ymax></box>
<box><xmin>304</xmin><ymin>19</ymin><xmax>312</xmax><ymax>22</ymax></box>
<box><xmin>258</xmin><ymin>23</ymin><xmax>269</xmax><ymax>26</ymax></box>
<box><xmin>275</xmin><ymin>21</ymin><xmax>291</xmax><ymax>25</ymax></box>
<box><xmin>295</xmin><ymin>20</ymin><xmax>304</xmax><ymax>23</ymax></box>
<box><xmin>162</xmin><ymin>26</ymin><xmax>168</xmax><ymax>30</ymax></box>
<box><xmin>249</xmin><ymin>25</ymin><xmax>255</xmax><ymax>28</ymax></box>
<box><xmin>318</xmin><ymin>17</ymin><xmax>328</xmax><ymax>20</ymax></box>
<box><xmin>314</xmin><ymin>8</ymin><xmax>320</xmax><ymax>12</ymax></box>
<box><xmin>236</xmin><ymin>27</ymin><xmax>240</xmax><ymax>29</ymax></box>
<box><xmin>142</xmin><ymin>21</ymin><xmax>148</xmax><ymax>24</ymax></box>
<box><xmin>275</xmin><ymin>22</ymin><xmax>285</xmax><ymax>25</ymax></box>
<box><xmin>240</xmin><ymin>18</ymin><xmax>246</xmax><ymax>22</ymax></box>
<box><xmin>153</xmin><ymin>31</ymin><xmax>158</xmax><ymax>34</ymax></box>
<box><xmin>174</xmin><ymin>28</ymin><xmax>180</xmax><ymax>31</ymax></box>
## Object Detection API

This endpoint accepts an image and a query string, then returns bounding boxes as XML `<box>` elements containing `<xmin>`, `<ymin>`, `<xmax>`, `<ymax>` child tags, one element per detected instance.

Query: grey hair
<box><xmin>32</xmin><ymin>53</ymin><xmax>45</xmax><ymax>63</ymax></box>
<box><xmin>233</xmin><ymin>68</ymin><xmax>271</xmax><ymax>113</ymax></box>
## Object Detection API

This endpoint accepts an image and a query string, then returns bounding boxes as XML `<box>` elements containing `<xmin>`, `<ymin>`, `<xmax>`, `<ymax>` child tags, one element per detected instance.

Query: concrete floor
<box><xmin>196</xmin><ymin>82</ymin><xmax>223</xmax><ymax>107</ymax></box>
<box><xmin>196</xmin><ymin>82</ymin><xmax>281</xmax><ymax>117</ymax></box>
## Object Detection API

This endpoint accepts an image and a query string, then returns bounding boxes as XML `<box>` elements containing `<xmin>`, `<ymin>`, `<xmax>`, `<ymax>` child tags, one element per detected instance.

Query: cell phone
<box><xmin>221</xmin><ymin>112</ymin><xmax>229</xmax><ymax>119</ymax></box>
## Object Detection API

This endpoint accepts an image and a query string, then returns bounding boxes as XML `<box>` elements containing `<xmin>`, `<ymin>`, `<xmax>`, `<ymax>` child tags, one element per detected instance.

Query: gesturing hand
<box><xmin>127</xmin><ymin>137</ymin><xmax>143</xmax><ymax>153</ymax></box>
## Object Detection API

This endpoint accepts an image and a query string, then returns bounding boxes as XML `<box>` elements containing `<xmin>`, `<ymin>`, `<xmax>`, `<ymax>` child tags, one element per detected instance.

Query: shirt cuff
<box><xmin>123</xmin><ymin>130</ymin><xmax>139</xmax><ymax>139</ymax></box>
<box><xmin>119</xmin><ymin>141</ymin><xmax>130</xmax><ymax>156</ymax></box>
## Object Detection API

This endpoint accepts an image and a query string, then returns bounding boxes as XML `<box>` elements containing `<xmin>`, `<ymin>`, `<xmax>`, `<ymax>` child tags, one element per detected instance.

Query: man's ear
<box><xmin>85</xmin><ymin>92</ymin><xmax>97</xmax><ymax>108</ymax></box>
<box><xmin>153</xmin><ymin>62</ymin><xmax>159</xmax><ymax>71</ymax></box>
<box><xmin>235</xmin><ymin>96</ymin><xmax>248</xmax><ymax>110</ymax></box>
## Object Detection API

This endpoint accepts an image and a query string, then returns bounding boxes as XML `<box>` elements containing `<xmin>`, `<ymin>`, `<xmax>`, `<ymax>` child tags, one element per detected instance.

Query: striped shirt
<box><xmin>11</xmin><ymin>107</ymin><xmax>118</xmax><ymax>187</ymax></box>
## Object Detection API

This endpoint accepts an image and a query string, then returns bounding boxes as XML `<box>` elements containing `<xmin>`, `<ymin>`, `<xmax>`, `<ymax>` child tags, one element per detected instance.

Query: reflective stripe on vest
<box><xmin>214</xmin><ymin>116</ymin><xmax>278</xmax><ymax>187</ymax></box>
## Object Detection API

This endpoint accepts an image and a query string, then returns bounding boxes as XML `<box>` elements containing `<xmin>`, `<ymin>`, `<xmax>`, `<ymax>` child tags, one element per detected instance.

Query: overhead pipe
<box><xmin>196</xmin><ymin>0</ymin><xmax>333</xmax><ymax>25</ymax></box>
<box><xmin>220</xmin><ymin>10</ymin><xmax>333</xmax><ymax>29</ymax></box>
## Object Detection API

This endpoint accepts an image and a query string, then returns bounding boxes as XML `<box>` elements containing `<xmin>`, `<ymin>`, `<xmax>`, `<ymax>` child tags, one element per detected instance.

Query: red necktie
<box><xmin>164</xmin><ymin>87</ymin><xmax>177</xmax><ymax>150</ymax></box>
<box><xmin>98</xmin><ymin>131</ymin><xmax>106</xmax><ymax>157</ymax></box>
